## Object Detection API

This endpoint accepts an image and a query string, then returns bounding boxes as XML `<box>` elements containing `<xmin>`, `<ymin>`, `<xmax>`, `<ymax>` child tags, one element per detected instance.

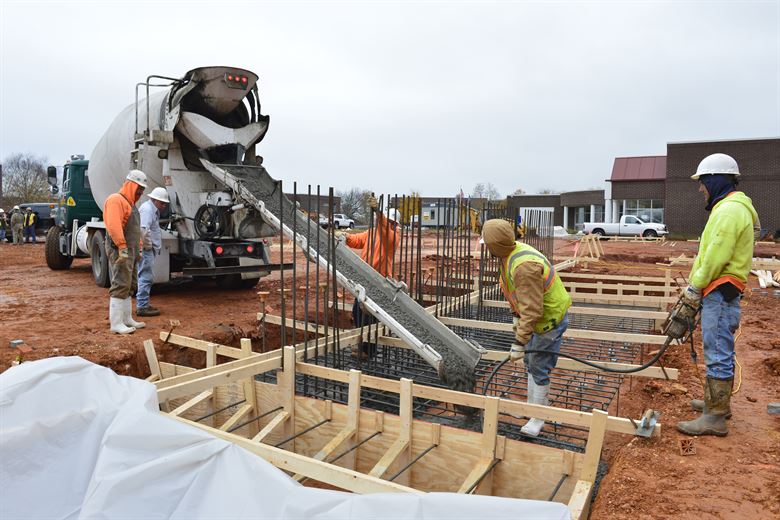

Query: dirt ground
<box><xmin>1</xmin><ymin>237</ymin><xmax>779</xmax><ymax>518</ymax></box>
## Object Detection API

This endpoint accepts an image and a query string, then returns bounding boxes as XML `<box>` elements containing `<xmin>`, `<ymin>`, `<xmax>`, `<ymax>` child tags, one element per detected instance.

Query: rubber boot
<box><xmin>690</xmin><ymin>398</ymin><xmax>732</xmax><ymax>419</ymax></box>
<box><xmin>110</xmin><ymin>297</ymin><xmax>135</xmax><ymax>335</ymax></box>
<box><xmin>521</xmin><ymin>378</ymin><xmax>550</xmax><ymax>437</ymax></box>
<box><xmin>123</xmin><ymin>298</ymin><xmax>146</xmax><ymax>329</ymax></box>
<box><xmin>677</xmin><ymin>377</ymin><xmax>732</xmax><ymax>437</ymax></box>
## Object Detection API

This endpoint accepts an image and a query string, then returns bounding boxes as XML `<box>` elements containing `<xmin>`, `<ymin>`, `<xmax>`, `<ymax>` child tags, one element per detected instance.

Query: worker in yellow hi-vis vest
<box><xmin>481</xmin><ymin>219</ymin><xmax>572</xmax><ymax>437</ymax></box>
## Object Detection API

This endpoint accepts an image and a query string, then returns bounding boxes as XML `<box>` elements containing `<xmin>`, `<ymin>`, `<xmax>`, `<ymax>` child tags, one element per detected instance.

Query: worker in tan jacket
<box><xmin>482</xmin><ymin>219</ymin><xmax>572</xmax><ymax>437</ymax></box>
<box><xmin>103</xmin><ymin>170</ymin><xmax>148</xmax><ymax>334</ymax></box>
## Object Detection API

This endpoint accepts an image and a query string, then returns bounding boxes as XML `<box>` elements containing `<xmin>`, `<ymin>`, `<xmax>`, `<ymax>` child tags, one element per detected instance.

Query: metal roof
<box><xmin>609</xmin><ymin>155</ymin><xmax>666</xmax><ymax>182</ymax></box>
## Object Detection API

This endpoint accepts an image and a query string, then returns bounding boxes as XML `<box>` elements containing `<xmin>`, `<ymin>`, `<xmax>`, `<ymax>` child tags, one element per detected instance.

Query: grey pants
<box><xmin>107</xmin><ymin>245</ymin><xmax>140</xmax><ymax>300</ymax></box>
<box><xmin>12</xmin><ymin>225</ymin><xmax>23</xmax><ymax>244</ymax></box>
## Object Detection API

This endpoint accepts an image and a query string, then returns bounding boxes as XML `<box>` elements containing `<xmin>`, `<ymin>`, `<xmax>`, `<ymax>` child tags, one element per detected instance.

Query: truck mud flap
<box><xmin>201</xmin><ymin>160</ymin><xmax>482</xmax><ymax>394</ymax></box>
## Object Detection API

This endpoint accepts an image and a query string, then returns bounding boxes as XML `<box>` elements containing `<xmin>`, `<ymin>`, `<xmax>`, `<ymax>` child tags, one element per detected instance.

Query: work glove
<box><xmin>509</xmin><ymin>343</ymin><xmax>524</xmax><ymax>362</ymax></box>
<box><xmin>681</xmin><ymin>285</ymin><xmax>701</xmax><ymax>308</ymax></box>
<box><xmin>334</xmin><ymin>230</ymin><xmax>347</xmax><ymax>244</ymax></box>
<box><xmin>367</xmin><ymin>195</ymin><xmax>378</xmax><ymax>211</ymax></box>
<box><xmin>116</xmin><ymin>247</ymin><xmax>129</xmax><ymax>266</ymax></box>
<box><xmin>754</xmin><ymin>225</ymin><xmax>762</xmax><ymax>243</ymax></box>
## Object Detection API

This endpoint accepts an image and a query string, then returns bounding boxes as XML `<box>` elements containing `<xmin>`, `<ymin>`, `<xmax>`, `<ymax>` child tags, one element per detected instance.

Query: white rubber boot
<box><xmin>521</xmin><ymin>378</ymin><xmax>550</xmax><ymax>437</ymax></box>
<box><xmin>123</xmin><ymin>297</ymin><xmax>146</xmax><ymax>329</ymax></box>
<box><xmin>110</xmin><ymin>297</ymin><xmax>136</xmax><ymax>334</ymax></box>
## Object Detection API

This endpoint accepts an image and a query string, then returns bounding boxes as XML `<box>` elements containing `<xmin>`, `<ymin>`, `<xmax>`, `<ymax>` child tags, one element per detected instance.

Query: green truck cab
<box><xmin>45</xmin><ymin>157</ymin><xmax>103</xmax><ymax>271</ymax></box>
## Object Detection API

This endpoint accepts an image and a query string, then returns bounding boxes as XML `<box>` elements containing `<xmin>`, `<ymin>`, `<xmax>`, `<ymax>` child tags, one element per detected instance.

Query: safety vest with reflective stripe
<box><xmin>499</xmin><ymin>242</ymin><xmax>572</xmax><ymax>334</ymax></box>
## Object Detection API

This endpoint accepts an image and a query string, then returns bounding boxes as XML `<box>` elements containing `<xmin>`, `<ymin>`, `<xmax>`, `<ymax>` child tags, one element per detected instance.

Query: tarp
<box><xmin>0</xmin><ymin>357</ymin><xmax>572</xmax><ymax>519</ymax></box>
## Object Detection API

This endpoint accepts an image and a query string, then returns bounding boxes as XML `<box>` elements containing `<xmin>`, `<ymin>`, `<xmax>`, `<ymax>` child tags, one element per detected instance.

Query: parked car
<box><xmin>319</xmin><ymin>213</ymin><xmax>355</xmax><ymax>229</ymax></box>
<box><xmin>583</xmin><ymin>215</ymin><xmax>668</xmax><ymax>238</ymax></box>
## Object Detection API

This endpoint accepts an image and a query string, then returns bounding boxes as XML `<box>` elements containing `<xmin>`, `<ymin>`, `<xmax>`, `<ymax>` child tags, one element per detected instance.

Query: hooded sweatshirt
<box><xmin>690</xmin><ymin>191</ymin><xmax>759</xmax><ymax>295</ymax></box>
<box><xmin>104</xmin><ymin>180</ymin><xmax>142</xmax><ymax>249</ymax></box>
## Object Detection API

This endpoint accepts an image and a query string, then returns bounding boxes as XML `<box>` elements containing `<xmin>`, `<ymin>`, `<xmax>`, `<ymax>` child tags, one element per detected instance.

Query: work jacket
<box><xmin>104</xmin><ymin>181</ymin><xmax>142</xmax><ymax>249</ymax></box>
<box><xmin>345</xmin><ymin>212</ymin><xmax>398</xmax><ymax>277</ymax></box>
<box><xmin>690</xmin><ymin>191</ymin><xmax>759</xmax><ymax>295</ymax></box>
<box><xmin>10</xmin><ymin>211</ymin><xmax>23</xmax><ymax>228</ymax></box>
<box><xmin>0</xmin><ymin>216</ymin><xmax>6</xmax><ymax>230</ymax></box>
<box><xmin>23</xmin><ymin>212</ymin><xmax>36</xmax><ymax>227</ymax></box>
<box><xmin>500</xmin><ymin>242</ymin><xmax>571</xmax><ymax>344</ymax></box>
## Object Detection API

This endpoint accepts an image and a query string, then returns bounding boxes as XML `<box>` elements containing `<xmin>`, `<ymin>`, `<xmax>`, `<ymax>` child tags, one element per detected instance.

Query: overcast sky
<box><xmin>1</xmin><ymin>1</ymin><xmax>778</xmax><ymax>197</ymax></box>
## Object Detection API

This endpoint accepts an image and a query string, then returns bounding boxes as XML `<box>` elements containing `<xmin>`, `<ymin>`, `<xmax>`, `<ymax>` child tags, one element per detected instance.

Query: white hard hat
<box><xmin>126</xmin><ymin>169</ymin><xmax>148</xmax><ymax>188</ymax></box>
<box><xmin>386</xmin><ymin>208</ymin><xmax>400</xmax><ymax>223</ymax></box>
<box><xmin>0</xmin><ymin>208</ymin><xmax>4</xmax><ymax>213</ymax></box>
<box><xmin>148</xmin><ymin>186</ymin><xmax>170</xmax><ymax>203</ymax></box>
<box><xmin>691</xmin><ymin>153</ymin><xmax>741</xmax><ymax>180</ymax></box>
<box><xmin>13</xmin><ymin>205</ymin><xmax>19</xmax><ymax>210</ymax></box>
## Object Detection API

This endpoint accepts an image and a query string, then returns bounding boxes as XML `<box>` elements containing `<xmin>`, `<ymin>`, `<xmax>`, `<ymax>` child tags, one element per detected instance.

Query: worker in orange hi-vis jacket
<box><xmin>103</xmin><ymin>169</ymin><xmax>148</xmax><ymax>334</ymax></box>
<box><xmin>342</xmin><ymin>195</ymin><xmax>400</xmax><ymax>360</ymax></box>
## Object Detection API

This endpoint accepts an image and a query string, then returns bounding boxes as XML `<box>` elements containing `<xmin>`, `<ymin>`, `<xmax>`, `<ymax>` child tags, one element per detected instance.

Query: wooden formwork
<box><xmin>146</xmin><ymin>337</ymin><xmax>660</xmax><ymax>519</ymax></box>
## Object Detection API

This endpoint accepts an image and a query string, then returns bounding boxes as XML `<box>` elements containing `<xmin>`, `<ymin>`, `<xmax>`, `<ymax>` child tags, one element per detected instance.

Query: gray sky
<box><xmin>1</xmin><ymin>1</ymin><xmax>779</xmax><ymax>197</ymax></box>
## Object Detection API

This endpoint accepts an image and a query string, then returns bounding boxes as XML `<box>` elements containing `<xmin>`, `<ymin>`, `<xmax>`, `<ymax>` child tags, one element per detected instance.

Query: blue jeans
<box><xmin>701</xmin><ymin>290</ymin><xmax>741</xmax><ymax>380</ymax></box>
<box><xmin>24</xmin><ymin>225</ymin><xmax>36</xmax><ymax>242</ymax></box>
<box><xmin>0</xmin><ymin>229</ymin><xmax>5</xmax><ymax>241</ymax></box>
<box><xmin>524</xmin><ymin>313</ymin><xmax>569</xmax><ymax>386</ymax></box>
<box><xmin>136</xmin><ymin>249</ymin><xmax>155</xmax><ymax>309</ymax></box>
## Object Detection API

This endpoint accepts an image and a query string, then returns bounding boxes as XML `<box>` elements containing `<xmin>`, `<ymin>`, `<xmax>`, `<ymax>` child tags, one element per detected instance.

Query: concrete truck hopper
<box><xmin>49</xmin><ymin>66</ymin><xmax>481</xmax><ymax>394</ymax></box>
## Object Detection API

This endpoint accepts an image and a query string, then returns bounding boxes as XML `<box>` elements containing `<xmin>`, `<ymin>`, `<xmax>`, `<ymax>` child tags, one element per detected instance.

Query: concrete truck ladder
<box><xmin>202</xmin><ymin>160</ymin><xmax>483</xmax><ymax>394</ymax></box>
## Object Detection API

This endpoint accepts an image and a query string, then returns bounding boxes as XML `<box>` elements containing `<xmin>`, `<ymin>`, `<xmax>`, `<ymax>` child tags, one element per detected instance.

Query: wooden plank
<box><xmin>169</xmin><ymin>390</ymin><xmax>213</xmax><ymax>417</ymax></box>
<box><xmin>480</xmin><ymin>349</ymin><xmax>677</xmax><ymax>380</ymax></box>
<box><xmin>159</xmin><ymin>332</ymin><xmax>247</xmax><ymax>359</ymax></box>
<box><xmin>176</xmin><ymin>417</ymin><xmax>420</xmax><ymax>495</ymax></box>
<box><xmin>458</xmin><ymin>458</ymin><xmax>497</xmax><ymax>494</ymax></box>
<box><xmin>438</xmin><ymin>316</ymin><xmax>668</xmax><ymax>345</ymax></box>
<box><xmin>240</xmin><ymin>339</ymin><xmax>258</xmax><ymax>414</ymax></box>
<box><xmin>368</xmin><ymin>378</ymin><xmax>413</xmax><ymax>480</ymax></box>
<box><xmin>252</xmin><ymin>411</ymin><xmax>289</xmax><ymax>442</ymax></box>
<box><xmin>561</xmin><ymin>272</ymin><xmax>669</xmax><ymax>284</ymax></box>
<box><xmin>482</xmin><ymin>295</ymin><xmax>669</xmax><ymax>309</ymax></box>
<box><xmin>568</xmin><ymin>480</ymin><xmax>593</xmax><ymax>520</ymax></box>
<box><xmin>580</xmin><ymin>409</ymin><xmax>608</xmax><ymax>483</ymax></box>
<box><xmin>157</xmin><ymin>357</ymin><xmax>281</xmax><ymax>402</ymax></box>
<box><xmin>144</xmin><ymin>339</ymin><xmax>170</xmax><ymax>412</ymax></box>
<box><xmin>262</xmin><ymin>313</ymin><xmax>354</xmax><ymax>335</ymax></box>
<box><xmin>218</xmin><ymin>403</ymin><xmax>254</xmax><ymax>432</ymax></box>
<box><xmin>280</xmin><ymin>346</ymin><xmax>297</xmax><ymax>448</ymax></box>
<box><xmin>568</xmin><ymin>305</ymin><xmax>668</xmax><ymax>320</ymax></box>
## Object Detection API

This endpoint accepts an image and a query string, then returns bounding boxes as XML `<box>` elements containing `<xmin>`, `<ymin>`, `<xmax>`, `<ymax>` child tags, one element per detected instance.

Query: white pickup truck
<box><xmin>583</xmin><ymin>215</ymin><xmax>668</xmax><ymax>238</ymax></box>
<box><xmin>319</xmin><ymin>213</ymin><xmax>355</xmax><ymax>229</ymax></box>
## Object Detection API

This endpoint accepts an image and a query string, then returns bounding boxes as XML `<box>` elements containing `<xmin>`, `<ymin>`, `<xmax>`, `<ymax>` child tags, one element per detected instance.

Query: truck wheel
<box><xmin>349</xmin><ymin>222</ymin><xmax>354</xmax><ymax>229</ymax></box>
<box><xmin>91</xmin><ymin>231</ymin><xmax>111</xmax><ymax>288</ymax></box>
<box><xmin>334</xmin><ymin>222</ymin><xmax>341</xmax><ymax>230</ymax></box>
<box><xmin>45</xmin><ymin>226</ymin><xmax>73</xmax><ymax>270</ymax></box>
<box><xmin>643</xmin><ymin>230</ymin><xmax>658</xmax><ymax>238</ymax></box>
<box><xmin>592</xmin><ymin>229</ymin><xmax>605</xmax><ymax>237</ymax></box>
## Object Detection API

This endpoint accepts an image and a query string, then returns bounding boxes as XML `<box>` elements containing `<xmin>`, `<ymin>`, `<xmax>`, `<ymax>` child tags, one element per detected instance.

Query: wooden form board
<box><xmin>154</xmin><ymin>353</ymin><xmax>631</xmax><ymax>517</ymax></box>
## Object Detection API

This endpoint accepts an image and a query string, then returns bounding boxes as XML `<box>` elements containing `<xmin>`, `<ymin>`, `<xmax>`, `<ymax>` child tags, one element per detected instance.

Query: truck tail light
<box><xmin>215</xmin><ymin>246</ymin><xmax>224</xmax><ymax>255</ymax></box>
<box><xmin>246</xmin><ymin>245</ymin><xmax>254</xmax><ymax>253</ymax></box>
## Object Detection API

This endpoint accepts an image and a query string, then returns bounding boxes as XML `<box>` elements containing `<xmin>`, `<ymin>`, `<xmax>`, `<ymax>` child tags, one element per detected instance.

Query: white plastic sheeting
<box><xmin>0</xmin><ymin>357</ymin><xmax>572</xmax><ymax>519</ymax></box>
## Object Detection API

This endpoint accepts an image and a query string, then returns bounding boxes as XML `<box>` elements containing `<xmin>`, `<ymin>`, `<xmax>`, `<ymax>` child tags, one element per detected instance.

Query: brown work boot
<box><xmin>690</xmin><ymin>398</ymin><xmax>732</xmax><ymax>419</ymax></box>
<box><xmin>677</xmin><ymin>377</ymin><xmax>732</xmax><ymax>437</ymax></box>
<box><xmin>137</xmin><ymin>306</ymin><xmax>161</xmax><ymax>317</ymax></box>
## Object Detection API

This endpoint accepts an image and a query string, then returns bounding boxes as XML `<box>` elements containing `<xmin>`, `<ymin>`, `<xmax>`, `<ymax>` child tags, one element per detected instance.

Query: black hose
<box><xmin>482</xmin><ymin>336</ymin><xmax>675</xmax><ymax>395</ymax></box>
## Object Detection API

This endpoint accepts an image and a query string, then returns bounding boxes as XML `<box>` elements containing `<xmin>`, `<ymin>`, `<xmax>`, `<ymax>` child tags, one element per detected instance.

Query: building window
<box><xmin>620</xmin><ymin>199</ymin><xmax>664</xmax><ymax>223</ymax></box>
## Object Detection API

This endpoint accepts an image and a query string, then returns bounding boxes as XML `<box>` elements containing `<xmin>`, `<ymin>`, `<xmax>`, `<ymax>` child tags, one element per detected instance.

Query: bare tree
<box><xmin>2</xmin><ymin>153</ymin><xmax>50</xmax><ymax>204</ymax></box>
<box><xmin>511</xmin><ymin>187</ymin><xmax>526</xmax><ymax>196</ymax></box>
<box><xmin>483</xmin><ymin>182</ymin><xmax>501</xmax><ymax>200</ymax></box>
<box><xmin>337</xmin><ymin>187</ymin><xmax>372</xmax><ymax>223</ymax></box>
<box><xmin>537</xmin><ymin>188</ymin><xmax>560</xmax><ymax>195</ymax></box>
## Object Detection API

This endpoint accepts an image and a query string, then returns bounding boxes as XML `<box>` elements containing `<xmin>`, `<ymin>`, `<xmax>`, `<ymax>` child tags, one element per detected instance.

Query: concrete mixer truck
<box><xmin>45</xmin><ymin>65</ymin><xmax>483</xmax><ymax>395</ymax></box>
<box><xmin>45</xmin><ymin>66</ymin><xmax>280</xmax><ymax>289</ymax></box>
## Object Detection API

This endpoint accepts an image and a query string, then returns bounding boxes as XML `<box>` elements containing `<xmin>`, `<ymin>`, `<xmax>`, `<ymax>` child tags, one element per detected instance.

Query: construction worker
<box><xmin>103</xmin><ymin>170</ymin><xmax>148</xmax><ymax>334</ymax></box>
<box><xmin>23</xmin><ymin>207</ymin><xmax>37</xmax><ymax>243</ymax></box>
<box><xmin>10</xmin><ymin>206</ymin><xmax>24</xmax><ymax>245</ymax></box>
<box><xmin>481</xmin><ymin>219</ymin><xmax>572</xmax><ymax>437</ymax></box>
<box><xmin>677</xmin><ymin>153</ymin><xmax>759</xmax><ymax>437</ymax></box>
<box><xmin>0</xmin><ymin>209</ymin><xmax>7</xmax><ymax>242</ymax></box>
<box><xmin>342</xmin><ymin>196</ymin><xmax>400</xmax><ymax>359</ymax></box>
<box><xmin>136</xmin><ymin>187</ymin><xmax>170</xmax><ymax>317</ymax></box>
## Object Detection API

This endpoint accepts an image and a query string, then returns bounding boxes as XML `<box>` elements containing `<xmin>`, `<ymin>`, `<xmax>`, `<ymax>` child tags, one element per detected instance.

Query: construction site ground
<box><xmin>1</xmin><ymin>237</ymin><xmax>779</xmax><ymax>519</ymax></box>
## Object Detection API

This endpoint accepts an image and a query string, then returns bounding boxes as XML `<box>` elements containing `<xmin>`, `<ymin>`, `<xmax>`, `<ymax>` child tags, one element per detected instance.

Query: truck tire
<box><xmin>91</xmin><ymin>231</ymin><xmax>111</xmax><ymax>288</ymax></box>
<box><xmin>591</xmin><ymin>228</ymin><xmax>605</xmax><ymax>237</ymax></box>
<box><xmin>643</xmin><ymin>229</ymin><xmax>658</xmax><ymax>238</ymax></box>
<box><xmin>45</xmin><ymin>226</ymin><xmax>73</xmax><ymax>270</ymax></box>
<box><xmin>349</xmin><ymin>222</ymin><xmax>354</xmax><ymax>229</ymax></box>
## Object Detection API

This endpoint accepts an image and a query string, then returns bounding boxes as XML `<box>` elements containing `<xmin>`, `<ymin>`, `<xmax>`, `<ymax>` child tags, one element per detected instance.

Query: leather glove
<box><xmin>509</xmin><ymin>343</ymin><xmax>524</xmax><ymax>362</ymax></box>
<box><xmin>367</xmin><ymin>195</ymin><xmax>378</xmax><ymax>210</ymax></box>
<box><xmin>334</xmin><ymin>230</ymin><xmax>347</xmax><ymax>243</ymax></box>
<box><xmin>681</xmin><ymin>285</ymin><xmax>701</xmax><ymax>307</ymax></box>
<box><xmin>116</xmin><ymin>247</ymin><xmax>129</xmax><ymax>266</ymax></box>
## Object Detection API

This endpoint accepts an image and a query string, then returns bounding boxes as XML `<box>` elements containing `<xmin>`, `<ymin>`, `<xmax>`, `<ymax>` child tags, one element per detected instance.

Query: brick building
<box><xmin>665</xmin><ymin>138</ymin><xmax>779</xmax><ymax>236</ymax></box>
<box><xmin>606</xmin><ymin>156</ymin><xmax>666</xmax><ymax>224</ymax></box>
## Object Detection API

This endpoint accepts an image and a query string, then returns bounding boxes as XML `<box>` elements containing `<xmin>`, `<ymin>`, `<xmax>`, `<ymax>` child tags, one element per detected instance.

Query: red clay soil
<box><xmin>2</xmin><ymin>238</ymin><xmax>780</xmax><ymax>519</ymax></box>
